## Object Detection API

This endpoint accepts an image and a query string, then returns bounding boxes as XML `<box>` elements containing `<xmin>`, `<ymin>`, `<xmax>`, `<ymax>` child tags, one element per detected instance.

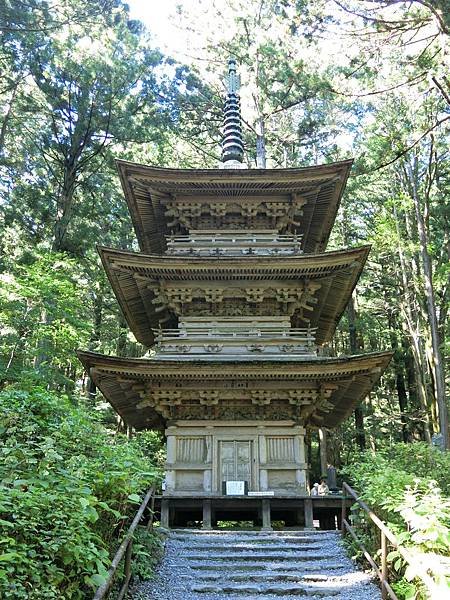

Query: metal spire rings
<box><xmin>221</xmin><ymin>58</ymin><xmax>244</xmax><ymax>164</ymax></box>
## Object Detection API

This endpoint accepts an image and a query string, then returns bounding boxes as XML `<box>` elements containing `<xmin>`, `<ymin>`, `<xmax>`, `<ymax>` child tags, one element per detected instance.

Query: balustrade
<box><xmin>165</xmin><ymin>231</ymin><xmax>303</xmax><ymax>256</ymax></box>
<box><xmin>151</xmin><ymin>326</ymin><xmax>318</xmax><ymax>357</ymax></box>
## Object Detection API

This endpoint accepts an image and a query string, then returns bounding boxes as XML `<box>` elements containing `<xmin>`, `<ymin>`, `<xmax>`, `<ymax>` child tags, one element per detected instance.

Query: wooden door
<box><xmin>220</xmin><ymin>441</ymin><xmax>251</xmax><ymax>483</ymax></box>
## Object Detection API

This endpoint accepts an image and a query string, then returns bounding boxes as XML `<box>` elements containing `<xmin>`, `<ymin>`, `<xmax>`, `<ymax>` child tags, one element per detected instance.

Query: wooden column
<box><xmin>204</xmin><ymin>433</ymin><xmax>212</xmax><ymax>492</ymax></box>
<box><xmin>160</xmin><ymin>498</ymin><xmax>170</xmax><ymax>529</ymax></box>
<box><xmin>202</xmin><ymin>499</ymin><xmax>212</xmax><ymax>530</ymax></box>
<box><xmin>258</xmin><ymin>432</ymin><xmax>268</xmax><ymax>491</ymax></box>
<box><xmin>294</xmin><ymin>432</ymin><xmax>307</xmax><ymax>491</ymax></box>
<box><xmin>304</xmin><ymin>498</ymin><xmax>314</xmax><ymax>529</ymax></box>
<box><xmin>165</xmin><ymin>432</ymin><xmax>176</xmax><ymax>492</ymax></box>
<box><xmin>262</xmin><ymin>498</ymin><xmax>272</xmax><ymax>530</ymax></box>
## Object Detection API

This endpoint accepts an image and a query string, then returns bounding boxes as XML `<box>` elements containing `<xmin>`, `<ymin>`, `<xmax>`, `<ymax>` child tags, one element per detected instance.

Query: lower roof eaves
<box><xmin>78</xmin><ymin>350</ymin><xmax>392</xmax><ymax>431</ymax></box>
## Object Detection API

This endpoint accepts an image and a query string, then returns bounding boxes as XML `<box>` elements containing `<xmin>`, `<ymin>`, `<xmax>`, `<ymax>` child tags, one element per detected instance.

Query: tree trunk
<box><xmin>387</xmin><ymin>306</ymin><xmax>409</xmax><ymax>442</ymax></box>
<box><xmin>347</xmin><ymin>296</ymin><xmax>366</xmax><ymax>449</ymax></box>
<box><xmin>404</xmin><ymin>346</ymin><xmax>429</xmax><ymax>441</ymax></box>
<box><xmin>408</xmin><ymin>158</ymin><xmax>449</xmax><ymax>448</ymax></box>
<box><xmin>393</xmin><ymin>204</ymin><xmax>433</xmax><ymax>442</ymax></box>
<box><xmin>0</xmin><ymin>77</ymin><xmax>20</xmax><ymax>156</ymax></box>
<box><xmin>117</xmin><ymin>311</ymin><xmax>128</xmax><ymax>356</ymax></box>
<box><xmin>34</xmin><ymin>307</ymin><xmax>52</xmax><ymax>370</ymax></box>
<box><xmin>256</xmin><ymin>118</ymin><xmax>266</xmax><ymax>168</ymax></box>
<box><xmin>87</xmin><ymin>288</ymin><xmax>103</xmax><ymax>402</ymax></box>
<box><xmin>52</xmin><ymin>166</ymin><xmax>77</xmax><ymax>251</ymax></box>
<box><xmin>395</xmin><ymin>362</ymin><xmax>409</xmax><ymax>443</ymax></box>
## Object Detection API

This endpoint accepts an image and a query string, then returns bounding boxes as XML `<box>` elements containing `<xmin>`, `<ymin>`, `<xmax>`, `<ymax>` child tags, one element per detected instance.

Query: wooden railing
<box><xmin>153</xmin><ymin>327</ymin><xmax>317</xmax><ymax>343</ymax></box>
<box><xmin>341</xmin><ymin>482</ymin><xmax>442</xmax><ymax>600</ymax></box>
<box><xmin>165</xmin><ymin>232</ymin><xmax>303</xmax><ymax>256</ymax></box>
<box><xmin>166</xmin><ymin>232</ymin><xmax>303</xmax><ymax>244</ymax></box>
<box><xmin>93</xmin><ymin>486</ymin><xmax>156</xmax><ymax>600</ymax></box>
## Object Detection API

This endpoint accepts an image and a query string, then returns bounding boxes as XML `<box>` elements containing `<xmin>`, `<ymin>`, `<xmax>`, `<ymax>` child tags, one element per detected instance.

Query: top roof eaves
<box><xmin>115</xmin><ymin>158</ymin><xmax>354</xmax><ymax>184</ymax></box>
<box><xmin>115</xmin><ymin>158</ymin><xmax>354</xmax><ymax>254</ymax></box>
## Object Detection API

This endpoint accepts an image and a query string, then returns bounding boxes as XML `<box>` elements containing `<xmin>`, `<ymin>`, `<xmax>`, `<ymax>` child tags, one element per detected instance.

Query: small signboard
<box><xmin>223</xmin><ymin>481</ymin><xmax>246</xmax><ymax>495</ymax></box>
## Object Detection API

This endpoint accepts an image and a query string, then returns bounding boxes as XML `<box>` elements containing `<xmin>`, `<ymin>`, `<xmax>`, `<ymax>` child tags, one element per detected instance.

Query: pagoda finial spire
<box><xmin>221</xmin><ymin>58</ymin><xmax>245</xmax><ymax>166</ymax></box>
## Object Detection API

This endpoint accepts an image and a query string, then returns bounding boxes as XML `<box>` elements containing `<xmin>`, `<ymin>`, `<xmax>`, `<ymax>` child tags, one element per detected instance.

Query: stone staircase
<box><xmin>133</xmin><ymin>529</ymin><xmax>381</xmax><ymax>600</ymax></box>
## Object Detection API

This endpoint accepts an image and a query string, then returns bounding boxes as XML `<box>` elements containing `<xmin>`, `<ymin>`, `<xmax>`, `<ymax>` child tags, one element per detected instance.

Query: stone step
<box><xmin>170</xmin><ymin>530</ymin><xmax>335</xmax><ymax>539</ymax></box>
<box><xmin>175</xmin><ymin>535</ymin><xmax>319</xmax><ymax>540</ymax></box>
<box><xmin>185</xmin><ymin>544</ymin><xmax>321</xmax><ymax>552</ymax></box>
<box><xmin>130</xmin><ymin>528</ymin><xmax>381</xmax><ymax>599</ymax></box>
<box><xmin>191</xmin><ymin>583</ymin><xmax>342</xmax><ymax>596</ymax></box>
<box><xmin>186</xmin><ymin>553</ymin><xmax>327</xmax><ymax>562</ymax></box>
<box><xmin>186</xmin><ymin>562</ymin><xmax>345</xmax><ymax>571</ymax></box>
<box><xmin>170</xmin><ymin>534</ymin><xmax>324</xmax><ymax>544</ymax></box>
<box><xmin>197</xmin><ymin>573</ymin><xmax>331</xmax><ymax>583</ymax></box>
<box><xmin>176</xmin><ymin>536</ymin><xmax>323</xmax><ymax>548</ymax></box>
<box><xmin>170</xmin><ymin>528</ymin><xmax>335</xmax><ymax>534</ymax></box>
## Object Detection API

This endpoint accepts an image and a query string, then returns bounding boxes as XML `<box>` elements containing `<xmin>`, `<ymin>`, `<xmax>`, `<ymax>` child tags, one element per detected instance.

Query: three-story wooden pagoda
<box><xmin>78</xmin><ymin>59</ymin><xmax>392</xmax><ymax>528</ymax></box>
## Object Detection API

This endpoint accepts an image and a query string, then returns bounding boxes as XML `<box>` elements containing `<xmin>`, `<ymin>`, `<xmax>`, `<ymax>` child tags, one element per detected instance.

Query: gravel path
<box><xmin>131</xmin><ymin>529</ymin><xmax>381</xmax><ymax>600</ymax></box>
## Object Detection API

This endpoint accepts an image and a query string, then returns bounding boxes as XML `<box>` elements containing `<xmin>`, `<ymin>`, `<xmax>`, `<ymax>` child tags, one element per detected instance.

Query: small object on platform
<box><xmin>318</xmin><ymin>478</ymin><xmax>329</xmax><ymax>496</ymax></box>
<box><xmin>247</xmin><ymin>491</ymin><xmax>275</xmax><ymax>497</ymax></box>
<box><xmin>327</xmin><ymin>465</ymin><xmax>337</xmax><ymax>488</ymax></box>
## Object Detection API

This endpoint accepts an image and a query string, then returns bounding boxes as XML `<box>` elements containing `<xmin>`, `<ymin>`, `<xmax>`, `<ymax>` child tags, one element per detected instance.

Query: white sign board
<box><xmin>226</xmin><ymin>481</ymin><xmax>245</xmax><ymax>495</ymax></box>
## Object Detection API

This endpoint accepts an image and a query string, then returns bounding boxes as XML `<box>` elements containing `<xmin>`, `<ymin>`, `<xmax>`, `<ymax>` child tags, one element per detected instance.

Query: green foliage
<box><xmin>390</xmin><ymin>578</ymin><xmax>417</xmax><ymax>600</ymax></box>
<box><xmin>130</xmin><ymin>527</ymin><xmax>165</xmax><ymax>582</ymax></box>
<box><xmin>0</xmin><ymin>0</ymin><xmax>449</xmax><ymax>593</ymax></box>
<box><xmin>0</xmin><ymin>384</ymin><xmax>162</xmax><ymax>598</ymax></box>
<box><xmin>0</xmin><ymin>252</ymin><xmax>90</xmax><ymax>385</ymax></box>
<box><xmin>342</xmin><ymin>443</ymin><xmax>450</xmax><ymax>598</ymax></box>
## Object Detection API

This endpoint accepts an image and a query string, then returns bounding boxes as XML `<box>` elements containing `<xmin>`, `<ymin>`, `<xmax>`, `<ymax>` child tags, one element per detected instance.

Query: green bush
<box><xmin>0</xmin><ymin>385</ymin><xmax>162</xmax><ymax>599</ymax></box>
<box><xmin>341</xmin><ymin>443</ymin><xmax>450</xmax><ymax>599</ymax></box>
<box><xmin>131</xmin><ymin>527</ymin><xmax>165</xmax><ymax>581</ymax></box>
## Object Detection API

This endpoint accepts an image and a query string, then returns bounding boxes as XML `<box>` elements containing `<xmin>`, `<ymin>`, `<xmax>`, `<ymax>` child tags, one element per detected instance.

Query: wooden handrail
<box><xmin>93</xmin><ymin>485</ymin><xmax>156</xmax><ymax>600</ymax></box>
<box><xmin>341</xmin><ymin>482</ymin><xmax>443</xmax><ymax>600</ymax></box>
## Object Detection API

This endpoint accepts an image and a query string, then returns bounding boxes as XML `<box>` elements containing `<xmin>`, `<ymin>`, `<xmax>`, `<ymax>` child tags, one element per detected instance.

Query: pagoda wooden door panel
<box><xmin>220</xmin><ymin>441</ymin><xmax>251</xmax><ymax>483</ymax></box>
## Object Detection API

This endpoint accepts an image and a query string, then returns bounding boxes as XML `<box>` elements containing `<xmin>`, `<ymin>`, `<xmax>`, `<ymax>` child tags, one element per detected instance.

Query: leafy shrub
<box><xmin>131</xmin><ymin>527</ymin><xmax>165</xmax><ymax>581</ymax></box>
<box><xmin>0</xmin><ymin>385</ymin><xmax>162</xmax><ymax>598</ymax></box>
<box><xmin>341</xmin><ymin>443</ymin><xmax>450</xmax><ymax>599</ymax></box>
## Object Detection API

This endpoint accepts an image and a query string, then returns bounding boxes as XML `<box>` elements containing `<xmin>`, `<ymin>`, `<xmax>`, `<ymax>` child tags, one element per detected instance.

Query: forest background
<box><xmin>0</xmin><ymin>0</ymin><xmax>449</xmax><ymax>598</ymax></box>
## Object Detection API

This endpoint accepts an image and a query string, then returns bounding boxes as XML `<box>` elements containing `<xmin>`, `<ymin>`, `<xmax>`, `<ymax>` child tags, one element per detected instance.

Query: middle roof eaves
<box><xmin>99</xmin><ymin>245</ymin><xmax>370</xmax><ymax>348</ymax></box>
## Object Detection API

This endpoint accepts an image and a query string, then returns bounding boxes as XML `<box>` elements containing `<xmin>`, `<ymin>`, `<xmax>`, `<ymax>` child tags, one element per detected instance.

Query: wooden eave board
<box><xmin>116</xmin><ymin>159</ymin><xmax>353</xmax><ymax>254</ymax></box>
<box><xmin>99</xmin><ymin>245</ymin><xmax>370</xmax><ymax>346</ymax></box>
<box><xmin>77</xmin><ymin>350</ymin><xmax>392</xmax><ymax>430</ymax></box>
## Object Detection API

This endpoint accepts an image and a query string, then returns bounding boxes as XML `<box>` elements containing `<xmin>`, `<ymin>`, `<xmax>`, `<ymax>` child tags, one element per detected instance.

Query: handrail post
<box><xmin>92</xmin><ymin>486</ymin><xmax>155</xmax><ymax>600</ymax></box>
<box><xmin>341</xmin><ymin>483</ymin><xmax>346</xmax><ymax>536</ymax></box>
<box><xmin>146</xmin><ymin>493</ymin><xmax>156</xmax><ymax>532</ymax></box>
<box><xmin>117</xmin><ymin>539</ymin><xmax>133</xmax><ymax>600</ymax></box>
<box><xmin>381</xmin><ymin>531</ymin><xmax>387</xmax><ymax>600</ymax></box>
<box><xmin>125</xmin><ymin>539</ymin><xmax>133</xmax><ymax>582</ymax></box>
